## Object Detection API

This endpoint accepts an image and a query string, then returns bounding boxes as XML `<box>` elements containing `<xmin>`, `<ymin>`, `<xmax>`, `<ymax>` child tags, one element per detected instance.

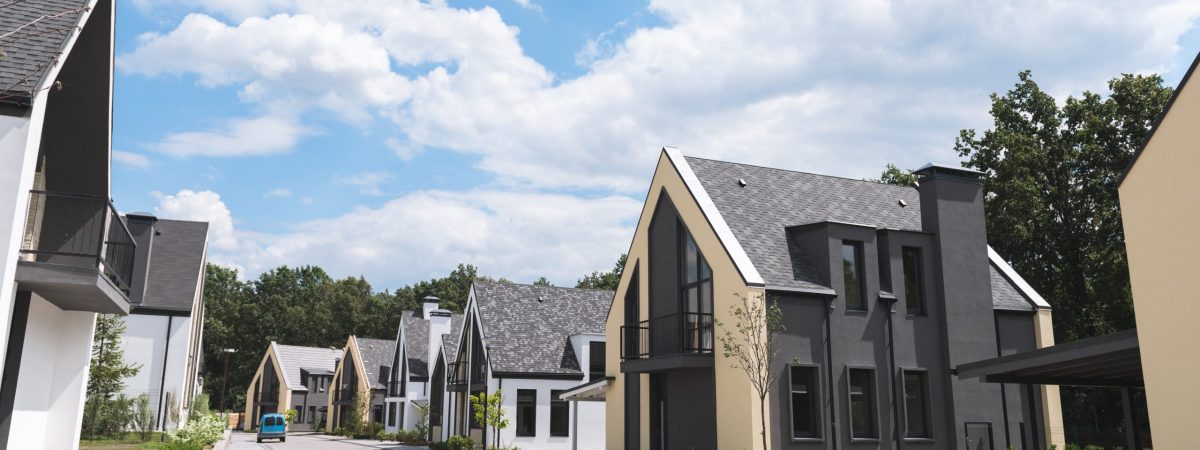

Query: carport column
<box><xmin>1121</xmin><ymin>387</ymin><xmax>1141</xmax><ymax>450</ymax></box>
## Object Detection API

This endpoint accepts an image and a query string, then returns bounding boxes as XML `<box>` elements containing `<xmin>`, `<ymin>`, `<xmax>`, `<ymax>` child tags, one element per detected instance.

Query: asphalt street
<box><xmin>227</xmin><ymin>431</ymin><xmax>426</xmax><ymax>450</ymax></box>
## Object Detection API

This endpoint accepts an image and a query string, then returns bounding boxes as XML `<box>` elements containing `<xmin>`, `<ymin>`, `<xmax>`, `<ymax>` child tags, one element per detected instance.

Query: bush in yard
<box><xmin>131</xmin><ymin>394</ymin><xmax>156</xmax><ymax>442</ymax></box>
<box><xmin>189</xmin><ymin>393</ymin><xmax>211</xmax><ymax>419</ymax></box>
<box><xmin>445</xmin><ymin>435</ymin><xmax>475</xmax><ymax>450</ymax></box>
<box><xmin>169</xmin><ymin>413</ymin><xmax>227</xmax><ymax>447</ymax></box>
<box><xmin>163</xmin><ymin>440</ymin><xmax>203</xmax><ymax>450</ymax></box>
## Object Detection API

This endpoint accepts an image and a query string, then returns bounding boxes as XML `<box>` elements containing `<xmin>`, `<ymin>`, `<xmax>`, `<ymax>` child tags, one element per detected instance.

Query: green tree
<box><xmin>576</xmin><ymin>253</ymin><xmax>627</xmax><ymax>290</ymax></box>
<box><xmin>870</xmin><ymin>163</ymin><xmax>918</xmax><ymax>186</ymax></box>
<box><xmin>954</xmin><ymin>70</ymin><xmax>1171</xmax><ymax>435</ymax></box>
<box><xmin>470</xmin><ymin>389</ymin><xmax>509</xmax><ymax>447</ymax></box>
<box><xmin>83</xmin><ymin>314</ymin><xmax>141</xmax><ymax>439</ymax></box>
<box><xmin>532</xmin><ymin>277</ymin><xmax>553</xmax><ymax>286</ymax></box>
<box><xmin>715</xmin><ymin>293</ymin><xmax>786</xmax><ymax>450</ymax></box>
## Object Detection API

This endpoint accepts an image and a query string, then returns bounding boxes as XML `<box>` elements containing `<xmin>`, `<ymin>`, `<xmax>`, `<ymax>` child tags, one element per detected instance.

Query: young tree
<box><xmin>83</xmin><ymin>314</ymin><xmax>141</xmax><ymax>439</ymax></box>
<box><xmin>715</xmin><ymin>292</ymin><xmax>786</xmax><ymax>450</ymax></box>
<box><xmin>131</xmin><ymin>393</ymin><xmax>155</xmax><ymax>442</ymax></box>
<box><xmin>470</xmin><ymin>389</ymin><xmax>509</xmax><ymax>448</ymax></box>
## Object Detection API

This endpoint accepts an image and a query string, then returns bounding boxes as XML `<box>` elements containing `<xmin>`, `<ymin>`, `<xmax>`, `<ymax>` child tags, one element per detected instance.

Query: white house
<box><xmin>437</xmin><ymin>281</ymin><xmax>610</xmax><ymax>450</ymax></box>
<box><xmin>383</xmin><ymin>296</ymin><xmax>463</xmax><ymax>433</ymax></box>
<box><xmin>119</xmin><ymin>214</ymin><xmax>209</xmax><ymax>431</ymax></box>
<box><xmin>0</xmin><ymin>0</ymin><xmax>125</xmax><ymax>448</ymax></box>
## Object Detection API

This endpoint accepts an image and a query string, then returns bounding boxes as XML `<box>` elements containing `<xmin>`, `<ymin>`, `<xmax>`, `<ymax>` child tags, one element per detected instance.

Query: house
<box><xmin>0</xmin><ymin>0</ymin><xmax>125</xmax><ymax>448</ymax></box>
<box><xmin>382</xmin><ymin>296</ymin><xmax>463</xmax><ymax>433</ymax></box>
<box><xmin>327</xmin><ymin>336</ymin><xmax>397</xmax><ymax>431</ymax></box>
<box><xmin>243</xmin><ymin>342</ymin><xmax>343</xmax><ymax>430</ymax></box>
<box><xmin>1116</xmin><ymin>49</ymin><xmax>1200</xmax><ymax>450</ymax></box>
<box><xmin>428</xmin><ymin>312</ymin><xmax>464</xmax><ymax>442</ymax></box>
<box><xmin>119</xmin><ymin>214</ymin><xmax>209</xmax><ymax>432</ymax></box>
<box><xmin>605</xmin><ymin>148</ymin><xmax>1064</xmax><ymax>450</ymax></box>
<box><xmin>440</xmin><ymin>280</ymin><xmax>610</xmax><ymax>450</ymax></box>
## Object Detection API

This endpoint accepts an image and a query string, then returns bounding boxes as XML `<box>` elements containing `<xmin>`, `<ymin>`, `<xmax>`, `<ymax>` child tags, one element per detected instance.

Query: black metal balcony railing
<box><xmin>257</xmin><ymin>389</ymin><xmax>280</xmax><ymax>405</ymax></box>
<box><xmin>19</xmin><ymin>191</ymin><xmax>137</xmax><ymax>291</ymax></box>
<box><xmin>621</xmin><ymin>312</ymin><xmax>713</xmax><ymax>361</ymax></box>
<box><xmin>387</xmin><ymin>380</ymin><xmax>405</xmax><ymax>397</ymax></box>
<box><xmin>447</xmin><ymin>361</ymin><xmax>467</xmax><ymax>386</ymax></box>
<box><xmin>334</xmin><ymin>387</ymin><xmax>356</xmax><ymax>404</ymax></box>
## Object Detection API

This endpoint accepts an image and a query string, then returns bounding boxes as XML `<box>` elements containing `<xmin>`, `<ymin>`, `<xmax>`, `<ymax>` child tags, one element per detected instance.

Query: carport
<box><xmin>957</xmin><ymin>329</ymin><xmax>1144</xmax><ymax>450</ymax></box>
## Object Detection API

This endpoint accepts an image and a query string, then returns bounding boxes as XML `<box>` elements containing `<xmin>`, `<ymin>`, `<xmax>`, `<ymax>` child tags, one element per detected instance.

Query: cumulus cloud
<box><xmin>152</xmin><ymin>188</ymin><xmax>639</xmax><ymax>287</ymax></box>
<box><xmin>120</xmin><ymin>0</ymin><xmax>1200</xmax><ymax>189</ymax></box>
<box><xmin>113</xmin><ymin>150</ymin><xmax>152</xmax><ymax>169</ymax></box>
<box><xmin>336</xmin><ymin>171</ymin><xmax>393</xmax><ymax>196</ymax></box>
<box><xmin>151</xmin><ymin>115</ymin><xmax>308</xmax><ymax>157</ymax></box>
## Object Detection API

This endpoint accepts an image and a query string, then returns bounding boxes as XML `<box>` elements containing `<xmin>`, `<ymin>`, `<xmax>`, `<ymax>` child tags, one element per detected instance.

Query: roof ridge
<box><xmin>683</xmin><ymin>154</ymin><xmax>920</xmax><ymax>191</ymax></box>
<box><xmin>475</xmin><ymin>278</ymin><xmax>614</xmax><ymax>293</ymax></box>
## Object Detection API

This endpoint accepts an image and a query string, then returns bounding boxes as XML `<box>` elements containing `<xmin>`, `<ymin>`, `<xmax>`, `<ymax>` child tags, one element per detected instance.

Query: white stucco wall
<box><xmin>9</xmin><ymin>294</ymin><xmax>96</xmax><ymax>450</ymax></box>
<box><xmin>0</xmin><ymin>105</ymin><xmax>47</xmax><ymax>379</ymax></box>
<box><xmin>491</xmin><ymin>377</ymin><xmax>605</xmax><ymax>450</ymax></box>
<box><xmin>120</xmin><ymin>313</ymin><xmax>194</xmax><ymax>430</ymax></box>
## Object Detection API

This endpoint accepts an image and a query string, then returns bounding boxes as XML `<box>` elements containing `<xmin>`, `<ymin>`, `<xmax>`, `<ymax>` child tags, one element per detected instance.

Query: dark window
<box><xmin>589</xmin><ymin>342</ymin><xmax>606</xmax><ymax>380</ymax></box>
<box><xmin>789</xmin><ymin>366</ymin><xmax>819</xmax><ymax>438</ymax></box>
<box><xmin>849</xmin><ymin>368</ymin><xmax>877</xmax><ymax>439</ymax></box>
<box><xmin>388</xmin><ymin>402</ymin><xmax>397</xmax><ymax>427</ymax></box>
<box><xmin>902</xmin><ymin>247</ymin><xmax>925</xmax><ymax>315</ymax></box>
<box><xmin>843</xmin><ymin>242</ymin><xmax>866</xmax><ymax>311</ymax></box>
<box><xmin>373</xmin><ymin>405</ymin><xmax>384</xmax><ymax>424</ymax></box>
<box><xmin>904</xmin><ymin>371</ymin><xmax>930</xmax><ymax>438</ymax></box>
<box><xmin>681</xmin><ymin>228</ymin><xmax>713</xmax><ymax>351</ymax></box>
<box><xmin>550</xmin><ymin>390</ymin><xmax>569</xmax><ymax>437</ymax></box>
<box><xmin>517</xmin><ymin>389</ymin><xmax>537</xmax><ymax>437</ymax></box>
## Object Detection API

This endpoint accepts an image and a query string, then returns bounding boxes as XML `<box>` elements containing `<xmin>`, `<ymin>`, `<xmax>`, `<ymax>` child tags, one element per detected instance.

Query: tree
<box><xmin>131</xmin><ymin>393</ymin><xmax>155</xmax><ymax>442</ymax></box>
<box><xmin>532</xmin><ymin>277</ymin><xmax>553</xmax><ymax>286</ymax></box>
<box><xmin>870</xmin><ymin>163</ymin><xmax>918</xmax><ymax>186</ymax></box>
<box><xmin>576</xmin><ymin>253</ymin><xmax>627</xmax><ymax>290</ymax></box>
<box><xmin>715</xmin><ymin>292</ymin><xmax>786</xmax><ymax>450</ymax></box>
<box><xmin>470</xmin><ymin>389</ymin><xmax>509</xmax><ymax>448</ymax></box>
<box><xmin>83</xmin><ymin>314</ymin><xmax>141</xmax><ymax>439</ymax></box>
<box><xmin>954</xmin><ymin>70</ymin><xmax>1171</xmax><ymax>436</ymax></box>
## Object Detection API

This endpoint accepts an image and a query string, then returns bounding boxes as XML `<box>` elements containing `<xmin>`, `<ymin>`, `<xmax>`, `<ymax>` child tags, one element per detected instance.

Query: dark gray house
<box><xmin>606</xmin><ymin>148</ymin><xmax>1063</xmax><ymax>450</ymax></box>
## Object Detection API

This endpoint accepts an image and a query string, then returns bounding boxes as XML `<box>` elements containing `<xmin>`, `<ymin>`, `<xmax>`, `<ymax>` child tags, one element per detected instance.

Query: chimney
<box><xmin>913</xmin><ymin>163</ymin><xmax>998</xmax><ymax>441</ymax></box>
<box><xmin>422</xmin><ymin>296</ymin><xmax>440</xmax><ymax>319</ymax></box>
<box><xmin>124</xmin><ymin>212</ymin><xmax>158</xmax><ymax>304</ymax></box>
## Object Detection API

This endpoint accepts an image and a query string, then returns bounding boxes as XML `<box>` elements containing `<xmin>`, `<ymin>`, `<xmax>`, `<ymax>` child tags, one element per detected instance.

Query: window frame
<box><xmin>787</xmin><ymin>363</ymin><xmax>823</xmax><ymax>441</ymax></box>
<box><xmin>901</xmin><ymin>368</ymin><xmax>933</xmax><ymax>440</ymax></box>
<box><xmin>901</xmin><ymin>246</ymin><xmax>926</xmax><ymax>316</ymax></box>
<box><xmin>550</xmin><ymin>389</ymin><xmax>569</xmax><ymax>437</ymax></box>
<box><xmin>589</xmin><ymin>342</ymin><xmax>606</xmax><ymax>381</ymax></box>
<box><xmin>679</xmin><ymin>224</ymin><xmax>713</xmax><ymax>316</ymax></box>
<box><xmin>846</xmin><ymin>366</ymin><xmax>878</xmax><ymax>441</ymax></box>
<box><xmin>842</xmin><ymin>241</ymin><xmax>867</xmax><ymax>311</ymax></box>
<box><xmin>516</xmin><ymin>389</ymin><xmax>537</xmax><ymax>437</ymax></box>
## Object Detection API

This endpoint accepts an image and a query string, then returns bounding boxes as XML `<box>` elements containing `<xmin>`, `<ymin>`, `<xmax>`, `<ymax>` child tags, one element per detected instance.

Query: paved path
<box><xmin>227</xmin><ymin>431</ymin><xmax>427</xmax><ymax>450</ymax></box>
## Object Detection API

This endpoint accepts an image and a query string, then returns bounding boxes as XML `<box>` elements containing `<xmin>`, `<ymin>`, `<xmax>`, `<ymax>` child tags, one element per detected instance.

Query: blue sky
<box><xmin>109</xmin><ymin>0</ymin><xmax>1200</xmax><ymax>290</ymax></box>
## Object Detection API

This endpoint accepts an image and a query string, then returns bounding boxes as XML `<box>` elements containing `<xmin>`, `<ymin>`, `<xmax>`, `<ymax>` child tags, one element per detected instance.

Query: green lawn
<box><xmin>79</xmin><ymin>432</ymin><xmax>170</xmax><ymax>449</ymax></box>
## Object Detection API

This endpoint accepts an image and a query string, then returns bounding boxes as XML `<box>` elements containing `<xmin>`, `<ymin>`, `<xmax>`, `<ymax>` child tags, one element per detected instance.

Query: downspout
<box><xmin>156</xmin><ymin>315</ymin><xmax>174</xmax><ymax>434</ymax></box>
<box><xmin>884</xmin><ymin>297</ymin><xmax>901</xmax><ymax>450</ymax></box>
<box><xmin>824</xmin><ymin>298</ymin><xmax>838</xmax><ymax>450</ymax></box>
<box><xmin>572</xmin><ymin>398</ymin><xmax>579</xmax><ymax>450</ymax></box>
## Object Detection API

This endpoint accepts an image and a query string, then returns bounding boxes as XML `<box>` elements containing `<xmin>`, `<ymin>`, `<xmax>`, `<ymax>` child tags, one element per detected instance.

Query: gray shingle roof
<box><xmin>474</xmin><ymin>280</ymin><xmax>611</xmax><ymax>375</ymax></box>
<box><xmin>136</xmin><ymin>219</ymin><xmax>208</xmax><ymax>312</ymax></box>
<box><xmin>442</xmin><ymin>314</ymin><xmax>464</xmax><ymax>364</ymax></box>
<box><xmin>401</xmin><ymin>314</ymin><xmax>428</xmax><ymax>378</ymax></box>
<box><xmin>356</xmin><ymin>337</ymin><xmax>397</xmax><ymax>390</ymax></box>
<box><xmin>273</xmin><ymin>344</ymin><xmax>342</xmax><ymax>392</ymax></box>
<box><xmin>0</xmin><ymin>0</ymin><xmax>89</xmax><ymax>98</ymax></box>
<box><xmin>681</xmin><ymin>155</ymin><xmax>1042</xmax><ymax>310</ymax></box>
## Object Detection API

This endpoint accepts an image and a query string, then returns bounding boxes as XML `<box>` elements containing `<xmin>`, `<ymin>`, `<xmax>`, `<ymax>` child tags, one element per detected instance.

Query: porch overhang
<box><xmin>956</xmin><ymin>329</ymin><xmax>1142</xmax><ymax>387</ymax></box>
<box><xmin>558</xmin><ymin>377</ymin><xmax>612</xmax><ymax>402</ymax></box>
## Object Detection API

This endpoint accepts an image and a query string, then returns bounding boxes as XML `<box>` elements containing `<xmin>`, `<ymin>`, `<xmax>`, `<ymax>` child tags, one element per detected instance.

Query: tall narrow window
<box><xmin>589</xmin><ymin>342</ymin><xmax>606</xmax><ymax>380</ymax></box>
<box><xmin>848</xmin><ymin>368</ymin><xmax>877</xmax><ymax>439</ymax></box>
<box><xmin>843</xmin><ymin>242</ymin><xmax>866</xmax><ymax>310</ymax></box>
<box><xmin>681</xmin><ymin>228</ymin><xmax>713</xmax><ymax>352</ymax></box>
<box><xmin>902</xmin><ymin>247</ymin><xmax>925</xmax><ymax>315</ymax></box>
<box><xmin>789</xmin><ymin>366</ymin><xmax>820</xmax><ymax>438</ymax></box>
<box><xmin>903</xmin><ymin>371</ymin><xmax>930</xmax><ymax>438</ymax></box>
<box><xmin>550</xmin><ymin>390</ymin><xmax>569</xmax><ymax>437</ymax></box>
<box><xmin>516</xmin><ymin>389</ymin><xmax>537</xmax><ymax>437</ymax></box>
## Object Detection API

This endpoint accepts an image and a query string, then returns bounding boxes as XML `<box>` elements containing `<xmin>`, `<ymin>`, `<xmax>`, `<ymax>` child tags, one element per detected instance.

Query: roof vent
<box><xmin>736</xmin><ymin>178</ymin><xmax>747</xmax><ymax>187</ymax></box>
<box><xmin>898</xmin><ymin>199</ymin><xmax>908</xmax><ymax>207</ymax></box>
<box><xmin>537</xmin><ymin>296</ymin><xmax>544</xmax><ymax>303</ymax></box>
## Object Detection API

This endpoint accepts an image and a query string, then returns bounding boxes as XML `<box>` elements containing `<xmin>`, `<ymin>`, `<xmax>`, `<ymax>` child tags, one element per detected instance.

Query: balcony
<box><xmin>333</xmin><ymin>388</ymin><xmax>356</xmax><ymax>405</ymax></box>
<box><xmin>15</xmin><ymin>190</ymin><xmax>136</xmax><ymax>314</ymax></box>
<box><xmin>620</xmin><ymin>312</ymin><xmax>714</xmax><ymax>373</ymax></box>
<box><xmin>387</xmin><ymin>380</ymin><xmax>405</xmax><ymax>398</ymax></box>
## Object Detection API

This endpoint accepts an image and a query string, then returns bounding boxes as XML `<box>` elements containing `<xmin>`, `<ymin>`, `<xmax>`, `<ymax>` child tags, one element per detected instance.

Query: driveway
<box><xmin>227</xmin><ymin>431</ymin><xmax>427</xmax><ymax>450</ymax></box>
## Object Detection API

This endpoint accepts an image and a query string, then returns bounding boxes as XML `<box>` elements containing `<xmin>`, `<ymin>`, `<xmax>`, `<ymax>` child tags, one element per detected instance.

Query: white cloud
<box><xmin>113</xmin><ymin>150</ymin><xmax>152</xmax><ymax>169</ymax></box>
<box><xmin>151</xmin><ymin>115</ymin><xmax>308</xmax><ymax>157</ymax></box>
<box><xmin>120</xmin><ymin>0</ymin><xmax>1200</xmax><ymax>189</ymax></box>
<box><xmin>264</xmin><ymin>188</ymin><xmax>293</xmax><ymax>198</ymax></box>
<box><xmin>153</xmin><ymin>188</ymin><xmax>639</xmax><ymax>287</ymax></box>
<box><xmin>336</xmin><ymin>171</ymin><xmax>392</xmax><ymax>196</ymax></box>
<box><xmin>153</xmin><ymin>189</ymin><xmax>239</xmax><ymax>251</ymax></box>
<box><xmin>512</xmin><ymin>0</ymin><xmax>542</xmax><ymax>14</ymax></box>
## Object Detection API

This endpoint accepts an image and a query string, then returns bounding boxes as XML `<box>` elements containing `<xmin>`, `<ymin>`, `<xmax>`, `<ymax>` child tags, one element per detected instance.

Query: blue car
<box><xmin>257</xmin><ymin>413</ymin><xmax>287</xmax><ymax>443</ymax></box>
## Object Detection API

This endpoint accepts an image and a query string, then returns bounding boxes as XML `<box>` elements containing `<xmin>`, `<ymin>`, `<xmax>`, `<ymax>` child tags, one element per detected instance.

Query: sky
<box><xmin>110</xmin><ymin>0</ymin><xmax>1200</xmax><ymax>290</ymax></box>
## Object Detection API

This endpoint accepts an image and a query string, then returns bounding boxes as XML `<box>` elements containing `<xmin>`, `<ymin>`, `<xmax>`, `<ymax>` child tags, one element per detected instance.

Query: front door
<box><xmin>650</xmin><ymin>374</ymin><xmax>667</xmax><ymax>450</ymax></box>
<box><xmin>965</xmin><ymin>422</ymin><xmax>994</xmax><ymax>450</ymax></box>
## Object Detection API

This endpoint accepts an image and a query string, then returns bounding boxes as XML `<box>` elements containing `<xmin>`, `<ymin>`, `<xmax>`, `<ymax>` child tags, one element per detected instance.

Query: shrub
<box><xmin>189</xmin><ymin>393</ymin><xmax>211</xmax><ymax>419</ymax></box>
<box><xmin>163</xmin><ymin>440</ymin><xmax>203</xmax><ymax>450</ymax></box>
<box><xmin>82</xmin><ymin>394</ymin><xmax>134</xmax><ymax>440</ymax></box>
<box><xmin>446</xmin><ymin>435</ymin><xmax>475</xmax><ymax>450</ymax></box>
<box><xmin>169</xmin><ymin>413</ymin><xmax>226</xmax><ymax>447</ymax></box>
<box><xmin>131</xmin><ymin>394</ymin><xmax>156</xmax><ymax>442</ymax></box>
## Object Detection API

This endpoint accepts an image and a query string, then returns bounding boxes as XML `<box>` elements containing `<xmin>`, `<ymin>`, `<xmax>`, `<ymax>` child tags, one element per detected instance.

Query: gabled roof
<box><xmin>401</xmin><ymin>312</ymin><xmax>464</xmax><ymax>379</ymax></box>
<box><xmin>356</xmin><ymin>337</ymin><xmax>397</xmax><ymax>390</ymax></box>
<box><xmin>1119</xmin><ymin>50</ymin><xmax>1200</xmax><ymax>186</ymax></box>
<box><xmin>133</xmin><ymin>219</ymin><xmax>209</xmax><ymax>312</ymax></box>
<box><xmin>440</xmin><ymin>314</ymin><xmax>466</xmax><ymax>366</ymax></box>
<box><xmin>0</xmin><ymin>0</ymin><xmax>91</xmax><ymax>99</ymax></box>
<box><xmin>272</xmin><ymin>343</ymin><xmax>342</xmax><ymax>392</ymax></box>
<box><xmin>474</xmin><ymin>280</ymin><xmax>611</xmax><ymax>375</ymax></box>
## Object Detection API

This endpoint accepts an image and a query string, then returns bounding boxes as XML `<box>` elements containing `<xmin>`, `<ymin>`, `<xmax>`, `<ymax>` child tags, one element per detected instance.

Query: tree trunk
<box><xmin>760</xmin><ymin>394</ymin><xmax>768</xmax><ymax>450</ymax></box>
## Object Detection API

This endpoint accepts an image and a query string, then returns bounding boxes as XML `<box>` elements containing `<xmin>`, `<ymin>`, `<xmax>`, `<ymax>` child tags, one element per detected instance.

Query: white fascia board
<box><xmin>988</xmin><ymin>246</ymin><xmax>1052</xmax><ymax>310</ymax></box>
<box><xmin>663</xmin><ymin>147</ymin><xmax>765</xmax><ymax>286</ymax></box>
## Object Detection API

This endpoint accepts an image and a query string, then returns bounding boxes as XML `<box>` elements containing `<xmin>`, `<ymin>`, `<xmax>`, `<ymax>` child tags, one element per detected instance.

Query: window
<box><xmin>550</xmin><ymin>390</ymin><xmax>569</xmax><ymax>437</ymax></box>
<box><xmin>589</xmin><ymin>342</ymin><xmax>606</xmax><ymax>380</ymax></box>
<box><xmin>388</xmin><ymin>403</ymin><xmax>397</xmax><ymax>427</ymax></box>
<box><xmin>843</xmin><ymin>242</ymin><xmax>866</xmax><ymax>311</ymax></box>
<box><xmin>902</xmin><ymin>247</ymin><xmax>925</xmax><ymax>315</ymax></box>
<box><xmin>789</xmin><ymin>366</ymin><xmax>820</xmax><ymax>439</ymax></box>
<box><xmin>903</xmin><ymin>371</ymin><xmax>930</xmax><ymax>439</ymax></box>
<box><xmin>848</xmin><ymin>368</ymin><xmax>877</xmax><ymax>439</ymax></box>
<box><xmin>681</xmin><ymin>229</ymin><xmax>713</xmax><ymax>351</ymax></box>
<box><xmin>517</xmin><ymin>389</ymin><xmax>537</xmax><ymax>437</ymax></box>
<box><xmin>373</xmin><ymin>405</ymin><xmax>384</xmax><ymax>424</ymax></box>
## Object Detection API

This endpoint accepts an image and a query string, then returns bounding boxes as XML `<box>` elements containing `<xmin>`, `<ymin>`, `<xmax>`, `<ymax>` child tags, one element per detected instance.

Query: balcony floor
<box><xmin>15</xmin><ymin>261</ymin><xmax>130</xmax><ymax>314</ymax></box>
<box><xmin>620</xmin><ymin>353</ymin><xmax>713</xmax><ymax>373</ymax></box>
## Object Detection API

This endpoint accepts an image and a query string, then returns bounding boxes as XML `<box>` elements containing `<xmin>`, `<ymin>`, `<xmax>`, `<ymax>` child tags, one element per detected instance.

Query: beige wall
<box><xmin>325</xmin><ymin>336</ymin><xmax>372</xmax><ymax>431</ymax></box>
<box><xmin>1033</xmin><ymin>309</ymin><xmax>1066</xmax><ymax>448</ymax></box>
<box><xmin>242</xmin><ymin>344</ymin><xmax>290</xmax><ymax>431</ymax></box>
<box><xmin>1119</xmin><ymin>69</ymin><xmax>1200</xmax><ymax>450</ymax></box>
<box><xmin>604</xmin><ymin>150</ymin><xmax>767</xmax><ymax>450</ymax></box>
